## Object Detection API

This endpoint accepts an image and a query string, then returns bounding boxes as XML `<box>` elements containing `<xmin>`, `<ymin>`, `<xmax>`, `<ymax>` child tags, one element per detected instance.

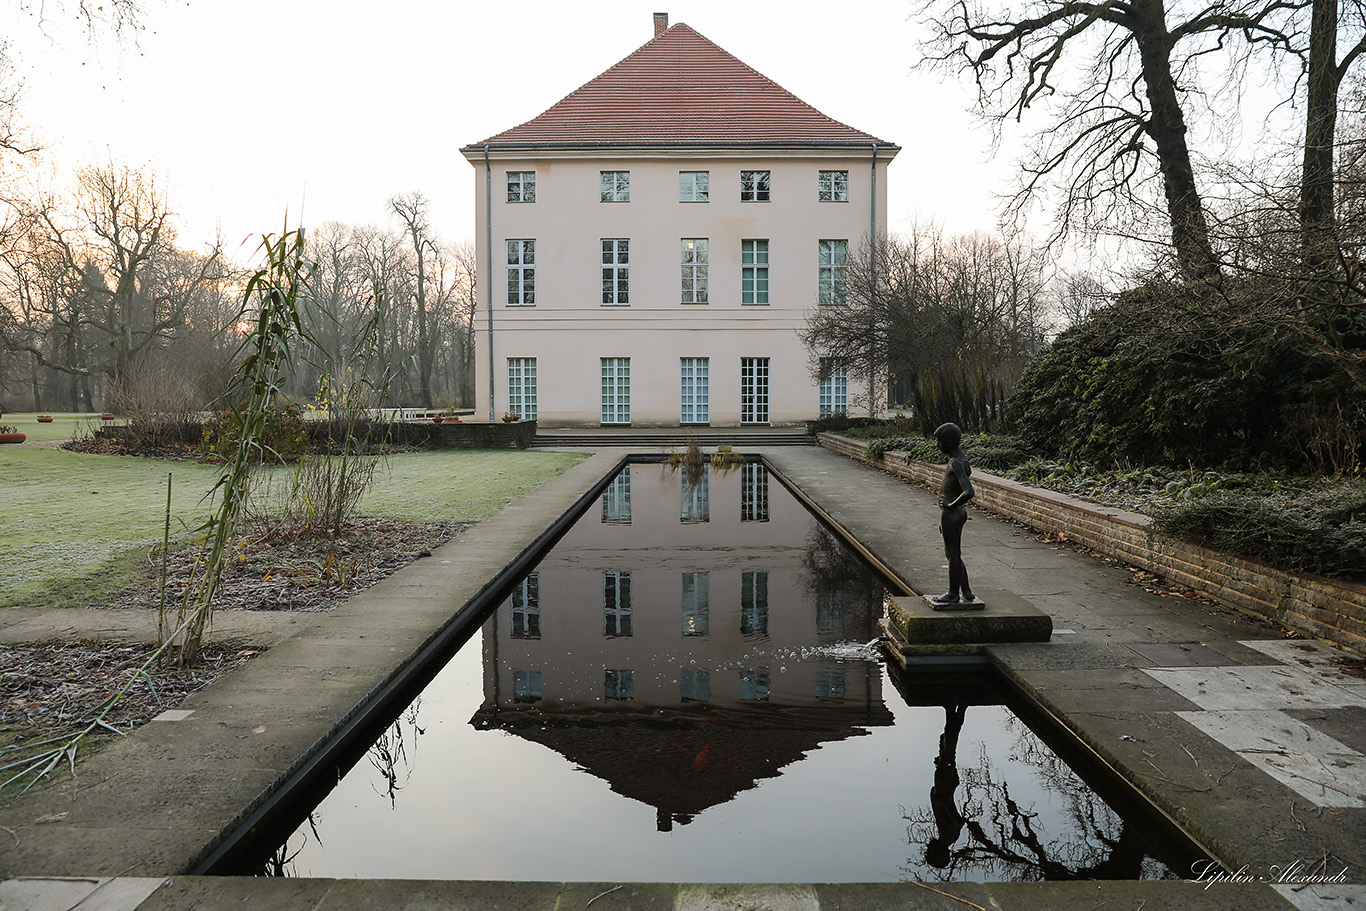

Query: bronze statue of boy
<box><xmin>932</xmin><ymin>422</ymin><xmax>978</xmax><ymax>606</ymax></box>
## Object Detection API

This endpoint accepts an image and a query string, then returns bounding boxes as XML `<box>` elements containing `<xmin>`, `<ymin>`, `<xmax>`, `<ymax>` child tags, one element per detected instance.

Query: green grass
<box><xmin>0</xmin><ymin>442</ymin><xmax>587</xmax><ymax>607</ymax></box>
<box><xmin>0</xmin><ymin>412</ymin><xmax>105</xmax><ymax>443</ymax></box>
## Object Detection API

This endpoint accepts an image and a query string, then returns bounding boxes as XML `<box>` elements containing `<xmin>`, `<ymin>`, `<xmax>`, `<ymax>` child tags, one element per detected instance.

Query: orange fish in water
<box><xmin>692</xmin><ymin>743</ymin><xmax>710</xmax><ymax>770</ymax></box>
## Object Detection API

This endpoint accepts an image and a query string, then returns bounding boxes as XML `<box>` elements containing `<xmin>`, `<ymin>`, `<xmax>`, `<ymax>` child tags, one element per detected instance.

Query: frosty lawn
<box><xmin>0</xmin><ymin>441</ymin><xmax>587</xmax><ymax>608</ymax></box>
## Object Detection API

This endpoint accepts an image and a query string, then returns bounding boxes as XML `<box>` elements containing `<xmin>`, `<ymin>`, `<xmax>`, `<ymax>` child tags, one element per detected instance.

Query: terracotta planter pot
<box><xmin>37</xmin><ymin>417</ymin><xmax>53</xmax><ymax>423</ymax></box>
<box><xmin>0</xmin><ymin>432</ymin><xmax>26</xmax><ymax>444</ymax></box>
<box><xmin>100</xmin><ymin>413</ymin><xmax>115</xmax><ymax>421</ymax></box>
<box><xmin>432</xmin><ymin>417</ymin><xmax>443</xmax><ymax>423</ymax></box>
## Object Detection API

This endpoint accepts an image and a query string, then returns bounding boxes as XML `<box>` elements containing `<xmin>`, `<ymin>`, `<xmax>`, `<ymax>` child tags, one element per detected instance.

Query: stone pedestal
<box><xmin>884</xmin><ymin>594</ymin><xmax>1052</xmax><ymax>648</ymax></box>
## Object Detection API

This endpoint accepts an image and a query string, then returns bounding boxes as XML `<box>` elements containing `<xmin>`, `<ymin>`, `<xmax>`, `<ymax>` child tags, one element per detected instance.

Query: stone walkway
<box><xmin>1</xmin><ymin>444</ymin><xmax>1362</xmax><ymax>910</ymax></box>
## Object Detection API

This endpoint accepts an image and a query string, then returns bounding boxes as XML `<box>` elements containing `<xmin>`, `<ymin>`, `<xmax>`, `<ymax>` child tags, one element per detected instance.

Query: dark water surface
<box><xmin>271</xmin><ymin>462</ymin><xmax>1182</xmax><ymax>882</ymax></box>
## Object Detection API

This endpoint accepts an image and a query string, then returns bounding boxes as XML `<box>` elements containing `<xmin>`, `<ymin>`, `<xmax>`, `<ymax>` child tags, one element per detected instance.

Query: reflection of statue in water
<box><xmin>931</xmin><ymin>423</ymin><xmax>976</xmax><ymax>605</ymax></box>
<box><xmin>925</xmin><ymin>705</ymin><xmax>968</xmax><ymax>868</ymax></box>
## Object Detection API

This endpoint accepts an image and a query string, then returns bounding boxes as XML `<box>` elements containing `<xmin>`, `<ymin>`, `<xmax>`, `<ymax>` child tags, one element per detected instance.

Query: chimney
<box><xmin>653</xmin><ymin>12</ymin><xmax>668</xmax><ymax>37</ymax></box>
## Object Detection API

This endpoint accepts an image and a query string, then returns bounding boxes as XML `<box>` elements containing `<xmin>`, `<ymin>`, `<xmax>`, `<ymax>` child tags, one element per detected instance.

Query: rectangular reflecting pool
<box><xmin>260</xmin><ymin>461</ymin><xmax>1192</xmax><ymax>882</ymax></box>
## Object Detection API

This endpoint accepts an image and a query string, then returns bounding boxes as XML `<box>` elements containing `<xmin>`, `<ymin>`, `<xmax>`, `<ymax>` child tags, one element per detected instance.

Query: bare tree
<box><xmin>390</xmin><ymin>192</ymin><xmax>437</xmax><ymax>408</ymax></box>
<box><xmin>923</xmin><ymin>0</ymin><xmax>1300</xmax><ymax>284</ymax></box>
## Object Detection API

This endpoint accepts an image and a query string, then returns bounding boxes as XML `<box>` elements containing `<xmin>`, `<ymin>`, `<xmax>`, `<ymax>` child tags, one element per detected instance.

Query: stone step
<box><xmin>531</xmin><ymin>431</ymin><xmax>812</xmax><ymax>448</ymax></box>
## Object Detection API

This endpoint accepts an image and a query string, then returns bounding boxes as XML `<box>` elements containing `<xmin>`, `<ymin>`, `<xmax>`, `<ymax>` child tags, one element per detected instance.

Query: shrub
<box><xmin>201</xmin><ymin>404</ymin><xmax>309</xmax><ymax>464</ymax></box>
<box><xmin>1153</xmin><ymin>483</ymin><xmax>1366</xmax><ymax>581</ymax></box>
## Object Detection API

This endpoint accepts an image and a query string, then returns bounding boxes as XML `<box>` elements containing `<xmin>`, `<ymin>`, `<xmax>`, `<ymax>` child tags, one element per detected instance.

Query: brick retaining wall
<box><xmin>817</xmin><ymin>433</ymin><xmax>1366</xmax><ymax>654</ymax></box>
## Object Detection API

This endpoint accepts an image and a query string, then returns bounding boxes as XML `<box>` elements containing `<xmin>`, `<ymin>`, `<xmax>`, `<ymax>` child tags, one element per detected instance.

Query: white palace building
<box><xmin>460</xmin><ymin>13</ymin><xmax>898</xmax><ymax>427</ymax></box>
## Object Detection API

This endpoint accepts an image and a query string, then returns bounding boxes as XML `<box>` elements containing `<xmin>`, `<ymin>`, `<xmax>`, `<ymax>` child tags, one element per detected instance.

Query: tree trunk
<box><xmin>1131</xmin><ymin>0</ymin><xmax>1221</xmax><ymax>284</ymax></box>
<box><xmin>1302</xmin><ymin>0</ymin><xmax>1340</xmax><ymax>272</ymax></box>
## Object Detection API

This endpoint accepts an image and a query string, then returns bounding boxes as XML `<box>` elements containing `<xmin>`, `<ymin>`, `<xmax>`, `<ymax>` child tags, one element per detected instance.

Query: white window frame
<box><xmin>680</xmin><ymin>464</ymin><xmax>710</xmax><ymax>524</ymax></box>
<box><xmin>506</xmin><ymin>240</ymin><xmax>535</xmax><ymax>306</ymax></box>
<box><xmin>679</xmin><ymin>171</ymin><xmax>709</xmax><ymax>202</ymax></box>
<box><xmin>600</xmin><ymin>170</ymin><xmax>630</xmax><ymax>202</ymax></box>
<box><xmin>681</xmin><ymin>238</ymin><xmax>708</xmax><ymax>304</ymax></box>
<box><xmin>506</xmin><ymin>171</ymin><xmax>535</xmax><ymax>203</ymax></box>
<box><xmin>507</xmin><ymin>357</ymin><xmax>537</xmax><ymax>421</ymax></box>
<box><xmin>601</xmin><ymin>358</ymin><xmax>631</xmax><ymax>424</ymax></box>
<box><xmin>601</xmin><ymin>239</ymin><xmax>630</xmax><ymax>305</ymax></box>
<box><xmin>819</xmin><ymin>357</ymin><xmax>848</xmax><ymax>417</ymax></box>
<box><xmin>511</xmin><ymin>573</ymin><xmax>540</xmax><ymax>639</ymax></box>
<box><xmin>741</xmin><ymin>357</ymin><xmax>770</xmax><ymax>424</ymax></box>
<box><xmin>741</xmin><ymin>240</ymin><xmax>769</xmax><ymax>306</ymax></box>
<box><xmin>818</xmin><ymin>240</ymin><xmax>848</xmax><ymax>305</ymax></box>
<box><xmin>681</xmin><ymin>572</ymin><xmax>709</xmax><ymax>637</ymax></box>
<box><xmin>680</xmin><ymin>357</ymin><xmax>710</xmax><ymax>424</ymax></box>
<box><xmin>740</xmin><ymin>169</ymin><xmax>770</xmax><ymax>202</ymax></box>
<box><xmin>740</xmin><ymin>462</ymin><xmax>770</xmax><ymax>523</ymax></box>
<box><xmin>818</xmin><ymin>170</ymin><xmax>848</xmax><ymax>202</ymax></box>
<box><xmin>603</xmin><ymin>570</ymin><xmax>632</xmax><ymax>637</ymax></box>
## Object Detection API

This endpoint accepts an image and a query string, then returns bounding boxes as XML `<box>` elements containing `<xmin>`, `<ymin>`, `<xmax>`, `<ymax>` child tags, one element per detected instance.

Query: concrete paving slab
<box><xmin>1176</xmin><ymin>709</ymin><xmax>1366</xmax><ymax>808</ymax></box>
<box><xmin>1284</xmin><ymin>706</ymin><xmax>1366</xmax><ymax>754</ymax></box>
<box><xmin>1129</xmin><ymin>642</ymin><xmax>1245</xmax><ymax>666</ymax></box>
<box><xmin>0</xmin><ymin>877</ymin><xmax>168</xmax><ymax>911</ymax></box>
<box><xmin>1143</xmin><ymin>665</ymin><xmax>1366</xmax><ymax>710</ymax></box>
<box><xmin>812</xmin><ymin>882</ymin><xmax>992</xmax><ymax>910</ymax></box>
<box><xmin>1274</xmin><ymin>882</ymin><xmax>1366</xmax><ymax>910</ymax></box>
<box><xmin>317</xmin><ymin>878</ymin><xmax>566</xmax><ymax>910</ymax></box>
<box><xmin>984</xmin><ymin>880</ymin><xmax>1298</xmax><ymax>910</ymax></box>
<box><xmin>557</xmin><ymin>882</ymin><xmax>676</xmax><ymax>911</ymax></box>
<box><xmin>1244</xmin><ymin>639</ymin><xmax>1366</xmax><ymax>689</ymax></box>
<box><xmin>676</xmin><ymin>883</ymin><xmax>818</xmax><ymax>911</ymax></box>
<box><xmin>989</xmin><ymin>641</ymin><xmax>1158</xmax><ymax>670</ymax></box>
<box><xmin>134</xmin><ymin>875</ymin><xmax>335</xmax><ymax>910</ymax></box>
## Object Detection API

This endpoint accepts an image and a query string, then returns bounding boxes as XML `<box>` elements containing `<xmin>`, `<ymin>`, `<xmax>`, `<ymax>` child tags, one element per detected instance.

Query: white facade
<box><xmin>463</xmin><ymin>152</ymin><xmax>893</xmax><ymax>427</ymax></box>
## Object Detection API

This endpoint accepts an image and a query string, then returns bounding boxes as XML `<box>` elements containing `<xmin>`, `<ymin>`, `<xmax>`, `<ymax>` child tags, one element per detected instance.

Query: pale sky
<box><xmin>8</xmin><ymin>0</ymin><xmax>1014</xmax><ymax>256</ymax></box>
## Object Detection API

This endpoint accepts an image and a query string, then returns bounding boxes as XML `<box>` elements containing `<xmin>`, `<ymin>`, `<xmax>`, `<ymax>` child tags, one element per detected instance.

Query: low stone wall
<box><xmin>392</xmin><ymin>420</ymin><xmax>537</xmax><ymax>450</ymax></box>
<box><xmin>817</xmin><ymin>432</ymin><xmax>1366</xmax><ymax>654</ymax></box>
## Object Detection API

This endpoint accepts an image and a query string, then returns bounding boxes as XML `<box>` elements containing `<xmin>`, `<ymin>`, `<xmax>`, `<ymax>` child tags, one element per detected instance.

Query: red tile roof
<box><xmin>463</xmin><ymin>23</ymin><xmax>896</xmax><ymax>151</ymax></box>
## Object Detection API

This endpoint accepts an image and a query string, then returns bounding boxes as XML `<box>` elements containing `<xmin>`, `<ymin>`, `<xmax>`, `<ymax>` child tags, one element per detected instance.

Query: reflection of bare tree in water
<box><xmin>800</xmin><ymin>524</ymin><xmax>886</xmax><ymax>640</ymax></box>
<box><xmin>369</xmin><ymin>698</ymin><xmax>425</xmax><ymax>808</ymax></box>
<box><xmin>258</xmin><ymin>813</ymin><xmax>322</xmax><ymax>877</ymax></box>
<box><xmin>904</xmin><ymin>705</ymin><xmax>1161</xmax><ymax>882</ymax></box>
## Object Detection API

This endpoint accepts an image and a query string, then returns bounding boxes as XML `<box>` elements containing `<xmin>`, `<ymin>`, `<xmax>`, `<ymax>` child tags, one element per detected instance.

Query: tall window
<box><xmin>601</xmin><ymin>239</ymin><xmax>630</xmax><ymax>305</ymax></box>
<box><xmin>681</xmin><ymin>465</ymin><xmax>710</xmax><ymax>524</ymax></box>
<box><xmin>604</xmin><ymin>570</ymin><xmax>632</xmax><ymax>637</ymax></box>
<box><xmin>739</xmin><ymin>668</ymin><xmax>770</xmax><ymax>701</ymax></box>
<box><xmin>506</xmin><ymin>171</ymin><xmax>535</xmax><ymax>203</ymax></box>
<box><xmin>740</xmin><ymin>170</ymin><xmax>770</xmax><ymax>202</ymax></box>
<box><xmin>507</xmin><ymin>358</ymin><xmax>537</xmax><ymax>421</ymax></box>
<box><xmin>682</xmin><ymin>572</ymin><xmax>710</xmax><ymax>637</ymax></box>
<box><xmin>680</xmin><ymin>668</ymin><xmax>710</xmax><ymax>702</ymax></box>
<box><xmin>816</xmin><ymin>668</ymin><xmax>846</xmax><ymax>700</ymax></box>
<box><xmin>601</xmin><ymin>358</ymin><xmax>630</xmax><ymax>424</ymax></box>
<box><xmin>741</xmin><ymin>357</ymin><xmax>770</xmax><ymax>424</ymax></box>
<box><xmin>741</xmin><ymin>570</ymin><xmax>769</xmax><ymax>637</ymax></box>
<box><xmin>741</xmin><ymin>240</ymin><xmax>769</xmax><ymax>305</ymax></box>
<box><xmin>600</xmin><ymin>170</ymin><xmax>630</xmax><ymax>202</ymax></box>
<box><xmin>601</xmin><ymin>465</ymin><xmax>631</xmax><ymax>524</ymax></box>
<box><xmin>819</xmin><ymin>358</ymin><xmax>848</xmax><ymax>416</ymax></box>
<box><xmin>511</xmin><ymin>573</ymin><xmax>540</xmax><ymax>640</ymax></box>
<box><xmin>681</xmin><ymin>238</ymin><xmax>708</xmax><ymax>304</ymax></box>
<box><xmin>679</xmin><ymin>171</ymin><xmax>709</xmax><ymax>202</ymax></box>
<box><xmin>605</xmin><ymin>669</ymin><xmax>634</xmax><ymax>700</ymax></box>
<box><xmin>506</xmin><ymin>240</ymin><xmax>535</xmax><ymax>306</ymax></box>
<box><xmin>818</xmin><ymin>170</ymin><xmax>848</xmax><ymax>202</ymax></box>
<box><xmin>818</xmin><ymin>240</ymin><xmax>848</xmax><ymax>305</ymax></box>
<box><xmin>513</xmin><ymin>670</ymin><xmax>542</xmax><ymax>702</ymax></box>
<box><xmin>740</xmin><ymin>463</ymin><xmax>769</xmax><ymax>523</ymax></box>
<box><xmin>680</xmin><ymin>357</ymin><xmax>709</xmax><ymax>424</ymax></box>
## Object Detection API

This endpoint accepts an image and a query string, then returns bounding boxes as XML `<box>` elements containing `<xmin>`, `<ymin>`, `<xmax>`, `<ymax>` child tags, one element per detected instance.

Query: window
<box><xmin>513</xmin><ymin>670</ymin><xmax>542</xmax><ymax>702</ymax></box>
<box><xmin>741</xmin><ymin>357</ymin><xmax>770</xmax><ymax>424</ymax></box>
<box><xmin>604</xmin><ymin>571</ymin><xmax>632</xmax><ymax>637</ymax></box>
<box><xmin>679</xmin><ymin>171</ymin><xmax>709</xmax><ymax>202</ymax></box>
<box><xmin>739</xmin><ymin>668</ymin><xmax>770</xmax><ymax>701</ymax></box>
<box><xmin>681</xmin><ymin>465</ymin><xmax>709</xmax><ymax>524</ymax></box>
<box><xmin>601</xmin><ymin>465</ymin><xmax>631</xmax><ymax>524</ymax></box>
<box><xmin>605</xmin><ymin>669</ymin><xmax>634</xmax><ymax>700</ymax></box>
<box><xmin>506</xmin><ymin>240</ymin><xmax>535</xmax><ymax>306</ymax></box>
<box><xmin>741</xmin><ymin>570</ymin><xmax>768</xmax><ymax>637</ymax></box>
<box><xmin>740</xmin><ymin>463</ymin><xmax>769</xmax><ymax>523</ymax></box>
<box><xmin>816</xmin><ymin>667</ymin><xmax>846</xmax><ymax>701</ymax></box>
<box><xmin>601</xmin><ymin>358</ymin><xmax>630</xmax><ymax>424</ymax></box>
<box><xmin>818</xmin><ymin>240</ymin><xmax>848</xmax><ymax>305</ymax></box>
<box><xmin>507</xmin><ymin>358</ymin><xmax>537</xmax><ymax>421</ymax></box>
<box><xmin>741</xmin><ymin>240</ymin><xmax>769</xmax><ymax>305</ymax></box>
<box><xmin>681</xmin><ymin>238</ymin><xmax>708</xmax><ymax>304</ymax></box>
<box><xmin>819</xmin><ymin>357</ymin><xmax>848</xmax><ymax>416</ymax></box>
<box><xmin>740</xmin><ymin>170</ymin><xmax>770</xmax><ymax>202</ymax></box>
<box><xmin>680</xmin><ymin>357</ymin><xmax>709</xmax><ymax>424</ymax></box>
<box><xmin>600</xmin><ymin>170</ymin><xmax>630</xmax><ymax>202</ymax></box>
<box><xmin>511</xmin><ymin>573</ymin><xmax>540</xmax><ymax>640</ymax></box>
<box><xmin>818</xmin><ymin>170</ymin><xmax>848</xmax><ymax>202</ymax></box>
<box><xmin>680</xmin><ymin>668</ymin><xmax>710</xmax><ymax>702</ymax></box>
<box><xmin>601</xmin><ymin>239</ymin><xmax>630</xmax><ymax>305</ymax></box>
<box><xmin>682</xmin><ymin>572</ymin><xmax>709</xmax><ymax>637</ymax></box>
<box><xmin>506</xmin><ymin>171</ymin><xmax>535</xmax><ymax>203</ymax></box>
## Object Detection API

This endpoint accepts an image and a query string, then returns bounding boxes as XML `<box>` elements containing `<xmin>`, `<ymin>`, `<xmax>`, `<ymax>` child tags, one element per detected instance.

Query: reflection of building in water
<box><xmin>473</xmin><ymin>463</ymin><xmax>893</xmax><ymax>829</ymax></box>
